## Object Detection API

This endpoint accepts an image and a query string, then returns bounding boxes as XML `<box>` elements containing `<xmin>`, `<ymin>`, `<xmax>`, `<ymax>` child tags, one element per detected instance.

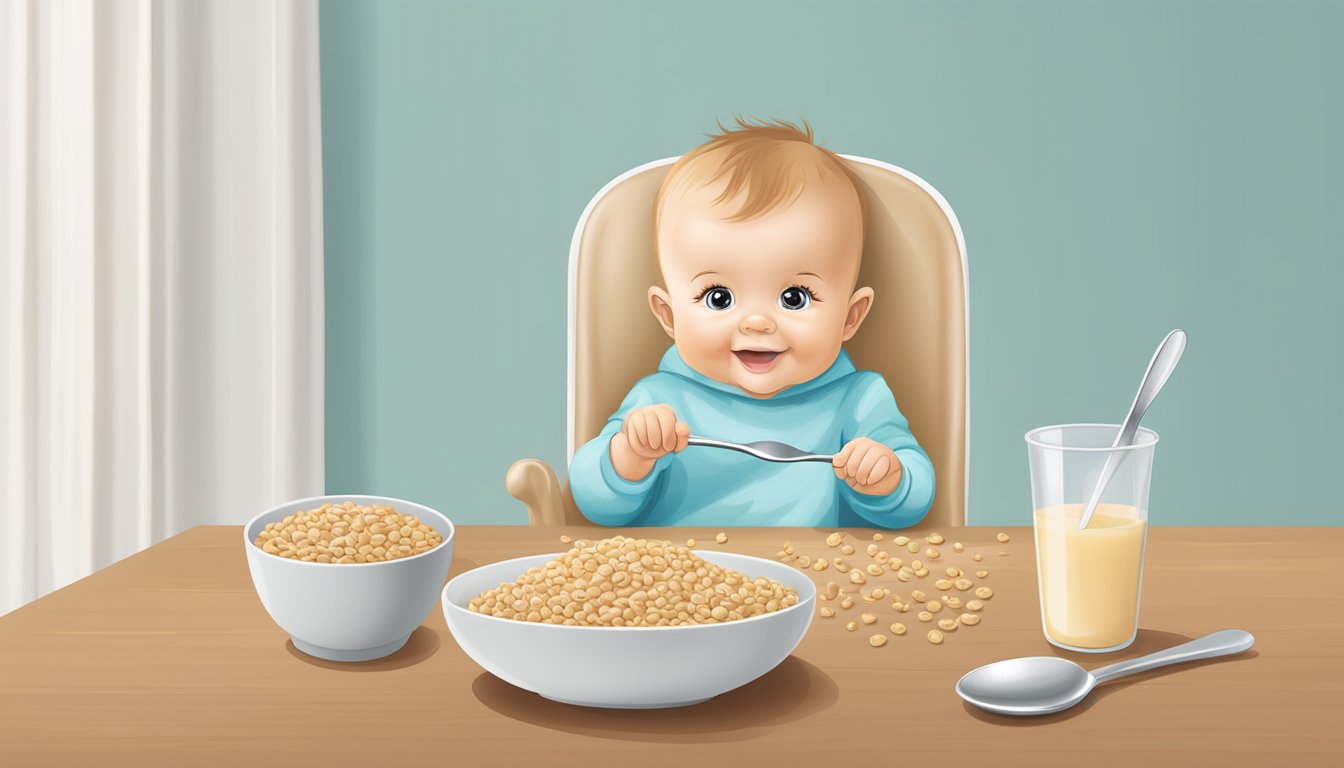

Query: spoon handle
<box><xmin>1090</xmin><ymin>629</ymin><xmax>1254</xmax><ymax>685</ymax></box>
<box><xmin>1078</xmin><ymin>329</ymin><xmax>1187</xmax><ymax>530</ymax></box>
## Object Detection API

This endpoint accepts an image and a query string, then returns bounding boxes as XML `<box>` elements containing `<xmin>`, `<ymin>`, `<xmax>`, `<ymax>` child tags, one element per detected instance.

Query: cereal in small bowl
<box><xmin>245</xmin><ymin>495</ymin><xmax>454</xmax><ymax>661</ymax></box>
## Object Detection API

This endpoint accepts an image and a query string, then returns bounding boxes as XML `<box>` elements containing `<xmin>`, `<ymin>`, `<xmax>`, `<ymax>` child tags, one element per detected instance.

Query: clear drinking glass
<box><xmin>1025</xmin><ymin>424</ymin><xmax>1157</xmax><ymax>653</ymax></box>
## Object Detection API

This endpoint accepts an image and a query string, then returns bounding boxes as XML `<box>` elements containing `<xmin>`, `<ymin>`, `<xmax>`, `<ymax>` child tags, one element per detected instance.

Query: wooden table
<box><xmin>1</xmin><ymin>525</ymin><xmax>1340</xmax><ymax>766</ymax></box>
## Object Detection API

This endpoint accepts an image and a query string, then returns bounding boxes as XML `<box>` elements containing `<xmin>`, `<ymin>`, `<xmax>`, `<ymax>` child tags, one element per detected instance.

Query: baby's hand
<box><xmin>609</xmin><ymin>404</ymin><xmax>690</xmax><ymax>482</ymax></box>
<box><xmin>833</xmin><ymin>437</ymin><xmax>904</xmax><ymax>496</ymax></box>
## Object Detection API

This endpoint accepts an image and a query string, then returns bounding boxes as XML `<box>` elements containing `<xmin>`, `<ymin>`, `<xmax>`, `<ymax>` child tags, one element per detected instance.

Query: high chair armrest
<box><xmin>506</xmin><ymin>458</ymin><xmax>566</xmax><ymax>526</ymax></box>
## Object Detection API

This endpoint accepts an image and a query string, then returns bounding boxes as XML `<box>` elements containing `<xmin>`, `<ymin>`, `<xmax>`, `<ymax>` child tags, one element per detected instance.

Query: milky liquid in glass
<box><xmin>1035</xmin><ymin>503</ymin><xmax>1147</xmax><ymax>650</ymax></box>
<box><xmin>1026</xmin><ymin>424</ymin><xmax>1157</xmax><ymax>653</ymax></box>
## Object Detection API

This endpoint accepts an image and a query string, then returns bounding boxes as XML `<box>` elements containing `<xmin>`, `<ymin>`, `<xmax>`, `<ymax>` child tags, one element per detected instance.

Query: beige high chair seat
<box><xmin>507</xmin><ymin>156</ymin><xmax>968</xmax><ymax>528</ymax></box>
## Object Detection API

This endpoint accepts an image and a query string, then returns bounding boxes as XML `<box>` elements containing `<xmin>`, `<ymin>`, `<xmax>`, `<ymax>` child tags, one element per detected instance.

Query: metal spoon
<box><xmin>685</xmin><ymin>435</ymin><xmax>834</xmax><ymax>463</ymax></box>
<box><xmin>956</xmin><ymin>629</ymin><xmax>1254</xmax><ymax>716</ymax></box>
<box><xmin>1078</xmin><ymin>328</ymin><xmax>1187</xmax><ymax>529</ymax></box>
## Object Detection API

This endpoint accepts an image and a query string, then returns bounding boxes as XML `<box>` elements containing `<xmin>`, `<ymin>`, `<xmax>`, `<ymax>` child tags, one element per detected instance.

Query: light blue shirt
<box><xmin>568</xmin><ymin>346</ymin><xmax>935</xmax><ymax>528</ymax></box>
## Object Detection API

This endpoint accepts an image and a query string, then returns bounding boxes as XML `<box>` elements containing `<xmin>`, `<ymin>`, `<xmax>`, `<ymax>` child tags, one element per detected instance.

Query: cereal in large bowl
<box><xmin>443</xmin><ymin>537</ymin><xmax>814</xmax><ymax>709</ymax></box>
<box><xmin>468</xmin><ymin>535</ymin><xmax>798</xmax><ymax>626</ymax></box>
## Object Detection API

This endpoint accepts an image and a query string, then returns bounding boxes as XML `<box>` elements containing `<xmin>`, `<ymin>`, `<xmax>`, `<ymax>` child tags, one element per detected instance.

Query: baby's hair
<box><xmin>654</xmin><ymin>116</ymin><xmax>867</xmax><ymax>231</ymax></box>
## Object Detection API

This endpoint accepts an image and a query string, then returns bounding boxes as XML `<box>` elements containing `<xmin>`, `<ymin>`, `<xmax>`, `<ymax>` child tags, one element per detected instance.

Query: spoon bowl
<box><xmin>956</xmin><ymin>656</ymin><xmax>1095</xmax><ymax>715</ymax></box>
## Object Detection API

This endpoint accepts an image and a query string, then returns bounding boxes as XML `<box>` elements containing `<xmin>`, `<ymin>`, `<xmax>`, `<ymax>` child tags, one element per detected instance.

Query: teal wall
<box><xmin>320</xmin><ymin>0</ymin><xmax>1342</xmax><ymax>527</ymax></box>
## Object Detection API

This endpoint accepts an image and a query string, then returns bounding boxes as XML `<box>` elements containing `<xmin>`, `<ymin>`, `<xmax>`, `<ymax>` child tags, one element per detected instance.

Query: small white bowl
<box><xmin>244</xmin><ymin>494</ymin><xmax>455</xmax><ymax>661</ymax></box>
<box><xmin>441</xmin><ymin>551</ymin><xmax>816</xmax><ymax>708</ymax></box>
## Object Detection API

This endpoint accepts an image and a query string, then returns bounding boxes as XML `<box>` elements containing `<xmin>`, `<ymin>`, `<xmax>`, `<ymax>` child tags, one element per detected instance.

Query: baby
<box><xmin>568</xmin><ymin>118</ymin><xmax>934</xmax><ymax>528</ymax></box>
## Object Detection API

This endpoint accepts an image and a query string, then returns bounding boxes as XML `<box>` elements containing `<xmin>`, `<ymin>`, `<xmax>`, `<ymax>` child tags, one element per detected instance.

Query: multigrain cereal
<box><xmin>468</xmin><ymin>536</ymin><xmax>798</xmax><ymax>626</ymax></box>
<box><xmin>254</xmin><ymin>501</ymin><xmax>443</xmax><ymax>563</ymax></box>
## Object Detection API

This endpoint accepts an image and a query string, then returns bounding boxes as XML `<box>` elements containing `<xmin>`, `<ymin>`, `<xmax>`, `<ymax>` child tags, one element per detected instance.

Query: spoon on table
<box><xmin>1078</xmin><ymin>328</ymin><xmax>1187</xmax><ymax>529</ymax></box>
<box><xmin>956</xmin><ymin>629</ymin><xmax>1254</xmax><ymax>716</ymax></box>
<box><xmin>685</xmin><ymin>435</ymin><xmax>834</xmax><ymax>463</ymax></box>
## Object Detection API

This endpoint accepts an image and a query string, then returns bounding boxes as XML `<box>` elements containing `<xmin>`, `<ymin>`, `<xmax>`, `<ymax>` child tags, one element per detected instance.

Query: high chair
<box><xmin>507</xmin><ymin>156</ymin><xmax>968</xmax><ymax>528</ymax></box>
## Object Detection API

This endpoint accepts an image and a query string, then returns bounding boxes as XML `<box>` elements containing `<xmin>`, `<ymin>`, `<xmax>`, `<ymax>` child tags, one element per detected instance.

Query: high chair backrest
<box><xmin>566</xmin><ymin>156</ymin><xmax>968</xmax><ymax>527</ymax></box>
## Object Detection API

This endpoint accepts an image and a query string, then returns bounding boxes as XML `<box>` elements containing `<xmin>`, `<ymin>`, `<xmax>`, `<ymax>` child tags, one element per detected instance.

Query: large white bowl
<box><xmin>441</xmin><ymin>550</ymin><xmax>816</xmax><ymax>708</ymax></box>
<box><xmin>244</xmin><ymin>494</ymin><xmax>455</xmax><ymax>661</ymax></box>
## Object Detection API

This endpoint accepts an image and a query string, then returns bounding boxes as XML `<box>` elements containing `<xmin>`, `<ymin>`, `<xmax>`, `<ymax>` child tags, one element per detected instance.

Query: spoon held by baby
<box><xmin>685</xmin><ymin>436</ymin><xmax>834</xmax><ymax>463</ymax></box>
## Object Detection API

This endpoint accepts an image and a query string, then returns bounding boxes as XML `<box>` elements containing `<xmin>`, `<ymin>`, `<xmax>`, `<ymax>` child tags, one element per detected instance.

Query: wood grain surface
<box><xmin>0</xmin><ymin>525</ymin><xmax>1340</xmax><ymax>767</ymax></box>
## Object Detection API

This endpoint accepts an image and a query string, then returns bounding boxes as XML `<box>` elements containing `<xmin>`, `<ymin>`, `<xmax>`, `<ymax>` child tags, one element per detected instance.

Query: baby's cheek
<box><xmin>787</xmin><ymin>316</ymin><xmax>844</xmax><ymax>371</ymax></box>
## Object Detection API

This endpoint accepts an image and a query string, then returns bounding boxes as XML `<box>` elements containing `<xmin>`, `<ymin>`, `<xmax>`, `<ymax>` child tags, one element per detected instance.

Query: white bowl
<box><xmin>244</xmin><ymin>494</ymin><xmax>455</xmax><ymax>661</ymax></box>
<box><xmin>441</xmin><ymin>551</ymin><xmax>816</xmax><ymax>708</ymax></box>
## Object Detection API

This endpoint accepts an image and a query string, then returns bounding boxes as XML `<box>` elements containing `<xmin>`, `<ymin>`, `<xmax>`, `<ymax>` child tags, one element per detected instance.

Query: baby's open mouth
<box><xmin>733</xmin><ymin>349</ymin><xmax>784</xmax><ymax>373</ymax></box>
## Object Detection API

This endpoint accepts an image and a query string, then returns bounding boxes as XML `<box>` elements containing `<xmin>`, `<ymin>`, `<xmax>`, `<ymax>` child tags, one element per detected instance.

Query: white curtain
<box><xmin>0</xmin><ymin>0</ymin><xmax>324</xmax><ymax>615</ymax></box>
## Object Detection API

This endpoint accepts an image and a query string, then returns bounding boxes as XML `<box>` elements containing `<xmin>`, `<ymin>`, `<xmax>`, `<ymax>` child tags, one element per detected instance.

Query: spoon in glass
<box><xmin>956</xmin><ymin>629</ymin><xmax>1254</xmax><ymax>716</ymax></box>
<box><xmin>1078</xmin><ymin>328</ymin><xmax>1187</xmax><ymax>529</ymax></box>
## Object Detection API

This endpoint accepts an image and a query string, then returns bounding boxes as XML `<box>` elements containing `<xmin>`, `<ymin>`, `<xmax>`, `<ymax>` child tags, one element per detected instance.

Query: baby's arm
<box><xmin>835</xmin><ymin>373</ymin><xmax>936</xmax><ymax>528</ymax></box>
<box><xmin>568</xmin><ymin>382</ymin><xmax>686</xmax><ymax>526</ymax></box>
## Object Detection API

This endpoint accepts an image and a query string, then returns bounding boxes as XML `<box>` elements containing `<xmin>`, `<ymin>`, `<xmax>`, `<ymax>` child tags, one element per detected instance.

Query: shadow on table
<box><xmin>471</xmin><ymin>654</ymin><xmax>839</xmax><ymax>742</ymax></box>
<box><xmin>962</xmin><ymin>628</ymin><xmax>1260</xmax><ymax>726</ymax></box>
<box><xmin>284</xmin><ymin>625</ymin><xmax>442</xmax><ymax>671</ymax></box>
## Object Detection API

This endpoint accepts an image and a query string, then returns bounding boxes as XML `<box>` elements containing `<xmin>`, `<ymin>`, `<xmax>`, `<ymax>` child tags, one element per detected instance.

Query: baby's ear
<box><xmin>842</xmin><ymin>287</ymin><xmax>875</xmax><ymax>342</ymax></box>
<box><xmin>648</xmin><ymin>286</ymin><xmax>676</xmax><ymax>339</ymax></box>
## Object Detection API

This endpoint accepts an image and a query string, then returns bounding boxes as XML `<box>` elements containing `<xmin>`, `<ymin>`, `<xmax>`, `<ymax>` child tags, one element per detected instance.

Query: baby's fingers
<box><xmin>642</xmin><ymin>409</ymin><xmax>667</xmax><ymax>452</ymax></box>
<box><xmin>854</xmin><ymin>445</ymin><xmax>884</xmax><ymax>484</ymax></box>
<box><xmin>673</xmin><ymin>421</ymin><xmax>691</xmax><ymax>453</ymax></box>
<box><xmin>866</xmin><ymin>455</ymin><xmax>891</xmax><ymax>486</ymax></box>
<box><xmin>626</xmin><ymin>412</ymin><xmax>651</xmax><ymax>453</ymax></box>
<box><xmin>832</xmin><ymin>438</ymin><xmax>864</xmax><ymax>470</ymax></box>
<box><xmin>842</xmin><ymin>443</ymin><xmax>874</xmax><ymax>480</ymax></box>
<box><xmin>650</xmin><ymin>406</ymin><xmax>678</xmax><ymax>452</ymax></box>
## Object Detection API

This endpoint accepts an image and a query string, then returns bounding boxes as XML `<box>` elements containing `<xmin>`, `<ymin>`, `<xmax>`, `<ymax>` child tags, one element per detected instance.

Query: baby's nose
<box><xmin>740</xmin><ymin>312</ymin><xmax>776</xmax><ymax>334</ymax></box>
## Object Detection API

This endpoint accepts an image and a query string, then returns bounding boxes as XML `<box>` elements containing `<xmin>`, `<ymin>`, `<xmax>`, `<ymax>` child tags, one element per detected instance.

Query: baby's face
<box><xmin>652</xmin><ymin>173</ymin><xmax>871</xmax><ymax>398</ymax></box>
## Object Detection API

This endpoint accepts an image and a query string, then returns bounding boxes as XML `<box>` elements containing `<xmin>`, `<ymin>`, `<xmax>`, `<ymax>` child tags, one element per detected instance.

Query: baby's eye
<box><xmin>700</xmin><ymin>287</ymin><xmax>735</xmax><ymax>311</ymax></box>
<box><xmin>779</xmin><ymin>286</ymin><xmax>813</xmax><ymax>311</ymax></box>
